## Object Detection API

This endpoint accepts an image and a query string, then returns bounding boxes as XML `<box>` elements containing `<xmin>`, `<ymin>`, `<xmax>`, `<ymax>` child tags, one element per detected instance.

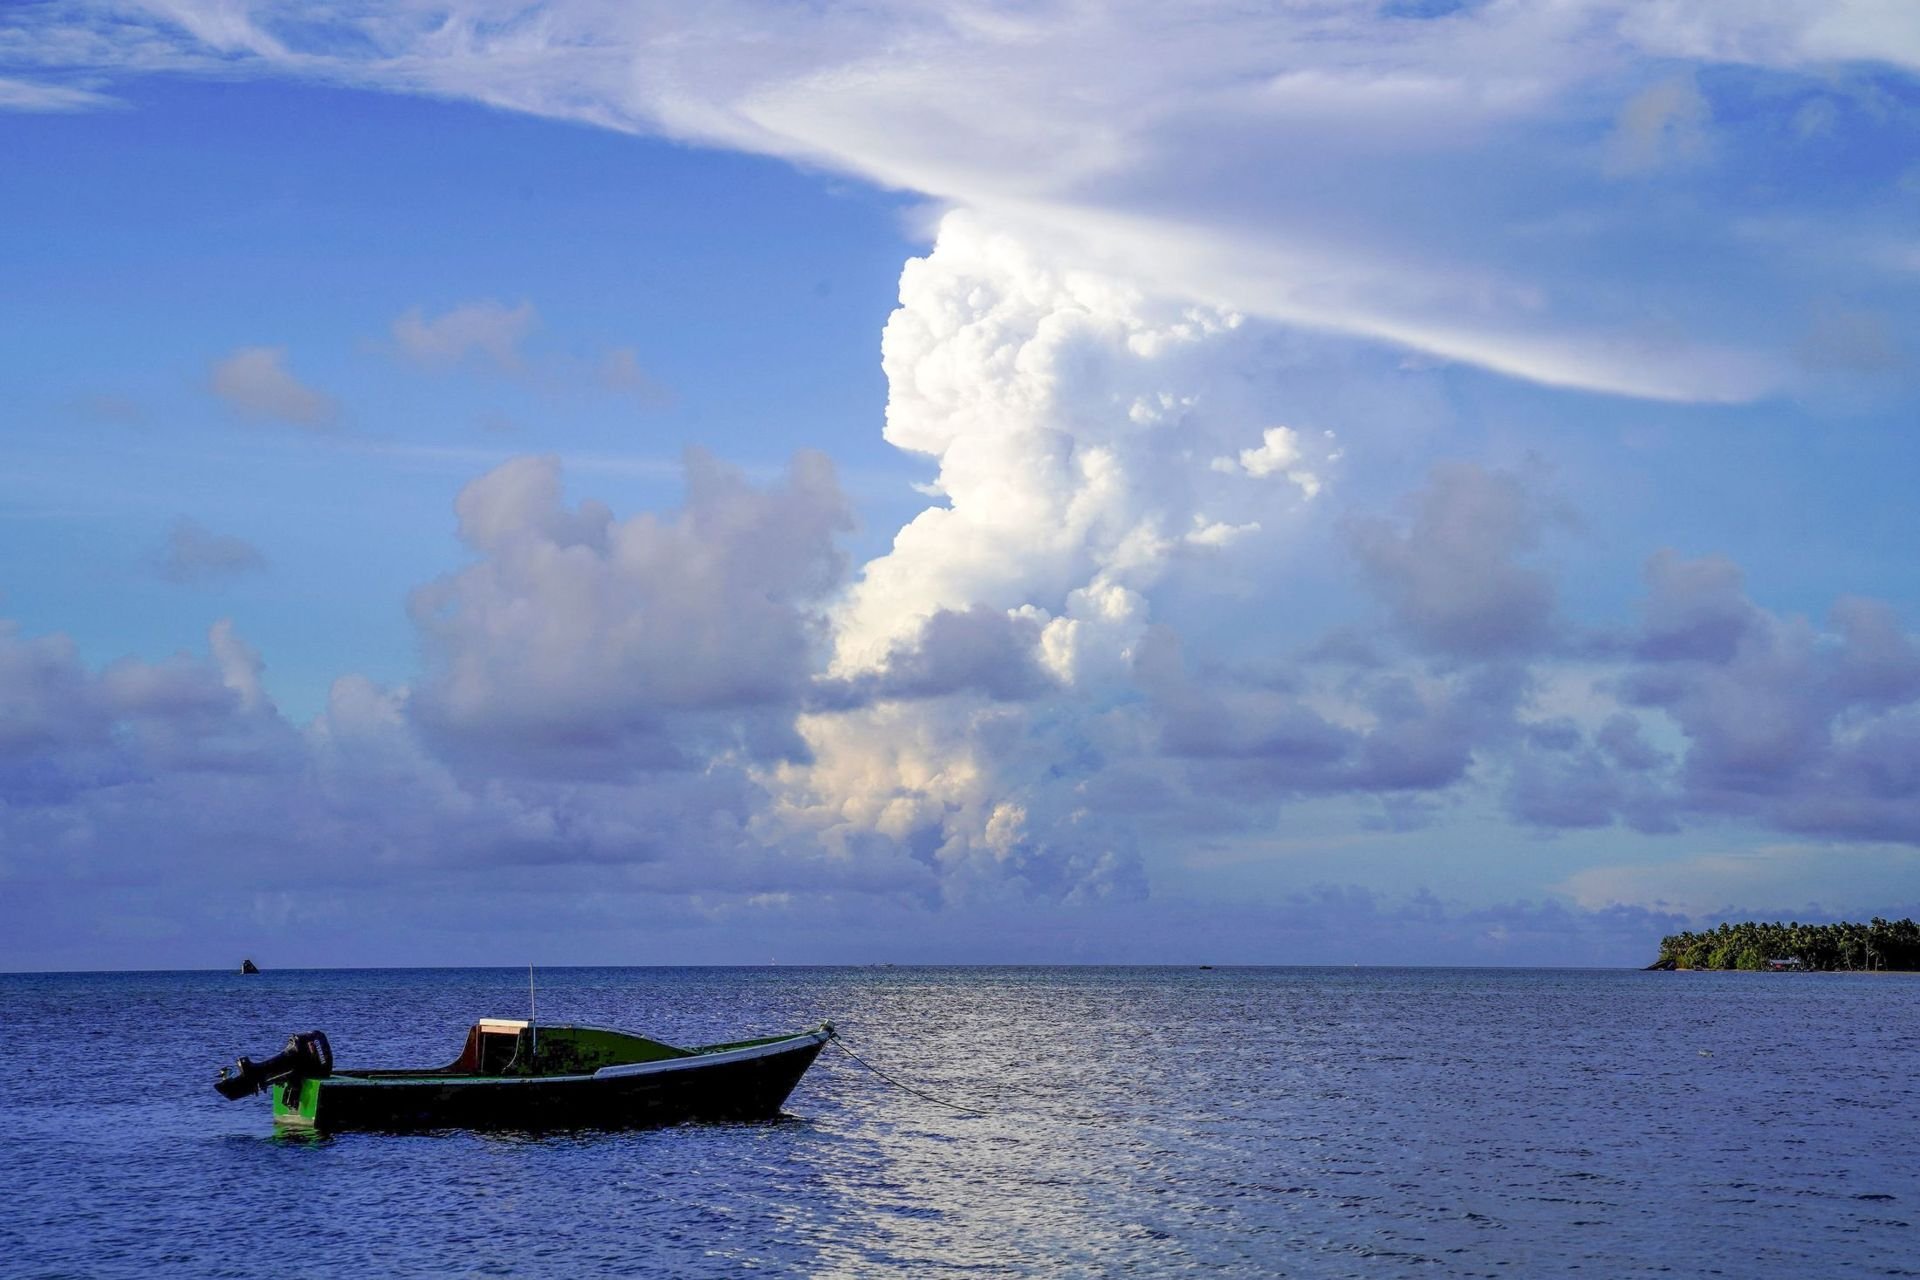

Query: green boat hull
<box><xmin>267</xmin><ymin>1025</ymin><xmax>830</xmax><ymax>1133</ymax></box>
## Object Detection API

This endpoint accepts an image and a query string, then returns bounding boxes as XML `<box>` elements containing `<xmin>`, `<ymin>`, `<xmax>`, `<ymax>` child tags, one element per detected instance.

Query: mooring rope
<box><xmin>826</xmin><ymin>1030</ymin><xmax>990</xmax><ymax>1116</ymax></box>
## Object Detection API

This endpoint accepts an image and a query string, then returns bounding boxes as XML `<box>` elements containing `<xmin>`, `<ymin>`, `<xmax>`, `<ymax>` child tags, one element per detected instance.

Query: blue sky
<box><xmin>3</xmin><ymin>2</ymin><xmax>1920</xmax><ymax>969</ymax></box>
<box><xmin>4</xmin><ymin>77</ymin><xmax>925</xmax><ymax>711</ymax></box>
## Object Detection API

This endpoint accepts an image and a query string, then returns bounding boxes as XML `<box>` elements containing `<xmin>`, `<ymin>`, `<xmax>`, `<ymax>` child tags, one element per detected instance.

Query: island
<box><xmin>1650</xmin><ymin>918</ymin><xmax>1920</xmax><ymax>971</ymax></box>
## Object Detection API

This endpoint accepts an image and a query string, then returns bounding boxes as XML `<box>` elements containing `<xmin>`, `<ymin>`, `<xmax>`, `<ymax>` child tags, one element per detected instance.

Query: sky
<box><xmin>3</xmin><ymin>1</ymin><xmax>1920</xmax><ymax>970</ymax></box>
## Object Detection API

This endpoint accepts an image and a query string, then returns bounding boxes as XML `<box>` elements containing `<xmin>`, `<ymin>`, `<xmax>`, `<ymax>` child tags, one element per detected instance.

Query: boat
<box><xmin>215</xmin><ymin>1019</ymin><xmax>833</xmax><ymax>1132</ymax></box>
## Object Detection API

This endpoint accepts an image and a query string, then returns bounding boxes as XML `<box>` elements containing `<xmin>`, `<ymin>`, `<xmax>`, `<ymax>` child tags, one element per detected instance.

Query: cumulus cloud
<box><xmin>1630</xmin><ymin>550</ymin><xmax>1759</xmax><ymax>662</ymax></box>
<box><xmin>0</xmin><ymin>454</ymin><xmax>932</xmax><ymax>948</ymax></box>
<box><xmin>389</xmin><ymin>303</ymin><xmax>674</xmax><ymax>403</ymax></box>
<box><xmin>752</xmin><ymin>216</ymin><xmax>1354</xmax><ymax>903</ymax></box>
<box><xmin>0</xmin><ymin>624</ymin><xmax>108</xmax><ymax>758</ymax></box>
<box><xmin>7</xmin><ymin>436</ymin><xmax>1920</xmax><ymax>956</ymax></box>
<box><xmin>765</xmin><ymin>699</ymin><xmax>1150</xmax><ymax>907</ymax></box>
<box><xmin>0</xmin><ymin>617</ymin><xmax>294</xmax><ymax>789</ymax></box>
<box><xmin>1505</xmin><ymin>714</ymin><xmax>1676</xmax><ymax>835</ymax></box>
<box><xmin>392</xmin><ymin>299</ymin><xmax>537</xmax><ymax>372</ymax></box>
<box><xmin>208</xmin><ymin>345</ymin><xmax>336</xmax><ymax>428</ymax></box>
<box><xmin>597</xmin><ymin>346</ymin><xmax>672</xmax><ymax>406</ymax></box>
<box><xmin>1345</xmin><ymin>463</ymin><xmax>1559</xmax><ymax>661</ymax></box>
<box><xmin>849</xmin><ymin>605</ymin><xmax>1057</xmax><ymax>704</ymax></box>
<box><xmin>1138</xmin><ymin>620</ymin><xmax>1535</xmax><ymax>822</ymax></box>
<box><xmin>409</xmin><ymin>448</ymin><xmax>850</xmax><ymax>776</ymax></box>
<box><xmin>1210</xmin><ymin>426</ymin><xmax>1327</xmax><ymax>497</ymax></box>
<box><xmin>1487</xmin><ymin>552</ymin><xmax>1920</xmax><ymax>846</ymax></box>
<box><xmin>158</xmin><ymin>519</ymin><xmax>267</xmax><ymax>584</ymax></box>
<box><xmin>832</xmin><ymin>212</ymin><xmax>1326</xmax><ymax>679</ymax></box>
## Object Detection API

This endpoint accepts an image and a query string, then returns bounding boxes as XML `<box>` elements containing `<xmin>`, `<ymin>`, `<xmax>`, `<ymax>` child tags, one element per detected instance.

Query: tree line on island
<box><xmin>1652</xmin><ymin>918</ymin><xmax>1920</xmax><ymax>971</ymax></box>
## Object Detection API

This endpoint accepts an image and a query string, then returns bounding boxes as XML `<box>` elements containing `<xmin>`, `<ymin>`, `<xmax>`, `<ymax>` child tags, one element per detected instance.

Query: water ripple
<box><xmin>4</xmin><ymin>967</ymin><xmax>1917</xmax><ymax>1277</ymax></box>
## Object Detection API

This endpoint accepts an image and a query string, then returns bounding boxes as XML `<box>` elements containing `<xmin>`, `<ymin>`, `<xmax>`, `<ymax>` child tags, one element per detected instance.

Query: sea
<box><xmin>3</xmin><ymin>966</ymin><xmax>1916</xmax><ymax>1278</ymax></box>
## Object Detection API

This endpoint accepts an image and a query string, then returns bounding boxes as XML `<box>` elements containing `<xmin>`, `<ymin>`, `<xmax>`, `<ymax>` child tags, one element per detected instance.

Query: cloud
<box><xmin>1797</xmin><ymin>303</ymin><xmax>1903</xmax><ymax>374</ymax></box>
<box><xmin>23</xmin><ymin>1</ymin><xmax>1920</xmax><ymax>401</ymax></box>
<box><xmin>1792</xmin><ymin>95</ymin><xmax>1839</xmax><ymax>140</ymax></box>
<box><xmin>754</xmin><ymin>217</ymin><xmax>1361</xmax><ymax>903</ymax></box>
<box><xmin>0</xmin><ymin>624</ymin><xmax>109</xmax><ymax>757</ymax></box>
<box><xmin>208</xmin><ymin>345</ymin><xmax>336</xmax><ymax>428</ymax></box>
<box><xmin>1561</xmin><ymin>842</ymin><xmax>1920</xmax><ymax>921</ymax></box>
<box><xmin>0</xmin><ymin>453</ymin><xmax>945</xmax><ymax>947</ymax></box>
<box><xmin>390</xmin><ymin>303</ymin><xmax>674</xmax><ymax>404</ymax></box>
<box><xmin>1505</xmin><ymin>714</ymin><xmax>1676</xmax><ymax>834</ymax></box>
<box><xmin>0</xmin><ymin>616</ymin><xmax>293</xmax><ymax>785</ymax></box>
<box><xmin>10</xmin><ymin>3</ymin><xmax>1920</xmax><ymax>958</ymax></box>
<box><xmin>1630</xmin><ymin>549</ymin><xmax>1759</xmax><ymax>662</ymax></box>
<box><xmin>0</xmin><ymin>428</ymin><xmax>1184</xmax><ymax>945</ymax></box>
<box><xmin>1604</xmin><ymin>73</ymin><xmax>1711</xmax><ymax>174</ymax></box>
<box><xmin>832</xmin><ymin>211</ymin><xmax>1326</xmax><ymax>680</ymax></box>
<box><xmin>409</xmin><ymin>448</ymin><xmax>851</xmax><ymax>776</ymax></box>
<box><xmin>1140</xmin><ymin>621</ymin><xmax>1534</xmax><ymax>810</ymax></box>
<box><xmin>392</xmin><ymin>299</ymin><xmax>537</xmax><ymax>372</ymax></box>
<box><xmin>8</xmin><ymin>436</ymin><xmax>1920</xmax><ymax>957</ymax></box>
<box><xmin>0</xmin><ymin>76</ymin><xmax>121</xmax><ymax>112</ymax></box>
<box><xmin>72</xmin><ymin>393</ymin><xmax>146</xmax><ymax>424</ymax></box>
<box><xmin>1489</xmin><ymin>553</ymin><xmax>1920</xmax><ymax>844</ymax></box>
<box><xmin>597</xmin><ymin>346</ymin><xmax>672</xmax><ymax>406</ymax></box>
<box><xmin>158</xmin><ymin>519</ymin><xmax>267</xmax><ymax>584</ymax></box>
<box><xmin>1345</xmin><ymin>463</ymin><xmax>1559</xmax><ymax>661</ymax></box>
<box><xmin>1210</xmin><ymin>426</ymin><xmax>1327</xmax><ymax>497</ymax></box>
<box><xmin>837</xmin><ymin>605</ymin><xmax>1057</xmax><ymax>704</ymax></box>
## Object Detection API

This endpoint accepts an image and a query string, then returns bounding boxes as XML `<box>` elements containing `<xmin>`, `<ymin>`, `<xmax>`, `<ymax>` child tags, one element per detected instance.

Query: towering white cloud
<box><xmin>834</xmin><ymin>211</ymin><xmax>1326</xmax><ymax>680</ymax></box>
<box><xmin>764</xmin><ymin>213</ymin><xmax>1335</xmax><ymax>903</ymax></box>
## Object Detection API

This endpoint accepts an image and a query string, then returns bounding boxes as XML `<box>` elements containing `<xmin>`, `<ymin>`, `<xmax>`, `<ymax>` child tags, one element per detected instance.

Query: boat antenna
<box><xmin>528</xmin><ymin>964</ymin><xmax>537</xmax><ymax>1066</ymax></box>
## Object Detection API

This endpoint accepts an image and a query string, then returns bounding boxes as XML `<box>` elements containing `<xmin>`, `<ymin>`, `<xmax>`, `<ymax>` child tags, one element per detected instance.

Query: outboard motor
<box><xmin>215</xmin><ymin>1030</ymin><xmax>333</xmax><ymax>1100</ymax></box>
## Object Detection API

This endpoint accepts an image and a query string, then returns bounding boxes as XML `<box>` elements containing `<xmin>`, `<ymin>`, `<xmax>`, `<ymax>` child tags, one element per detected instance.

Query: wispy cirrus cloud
<box><xmin>0</xmin><ymin>74</ymin><xmax>120</xmax><ymax>112</ymax></box>
<box><xmin>11</xmin><ymin>1</ymin><xmax>1918</xmax><ymax>401</ymax></box>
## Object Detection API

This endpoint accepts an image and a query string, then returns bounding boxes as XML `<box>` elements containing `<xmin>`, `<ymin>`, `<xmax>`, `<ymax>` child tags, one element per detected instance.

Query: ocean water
<box><xmin>3</xmin><ymin>966</ymin><xmax>1916</xmax><ymax>1278</ymax></box>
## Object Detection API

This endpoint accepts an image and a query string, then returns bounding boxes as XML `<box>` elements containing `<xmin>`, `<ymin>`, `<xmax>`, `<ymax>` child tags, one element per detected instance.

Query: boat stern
<box><xmin>271</xmin><ymin>1077</ymin><xmax>322</xmax><ymax>1128</ymax></box>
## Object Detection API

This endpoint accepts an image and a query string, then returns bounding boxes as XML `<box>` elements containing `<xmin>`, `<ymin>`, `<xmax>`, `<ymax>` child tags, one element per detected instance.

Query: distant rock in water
<box><xmin>240</xmin><ymin>959</ymin><xmax>260</xmax><ymax>975</ymax></box>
